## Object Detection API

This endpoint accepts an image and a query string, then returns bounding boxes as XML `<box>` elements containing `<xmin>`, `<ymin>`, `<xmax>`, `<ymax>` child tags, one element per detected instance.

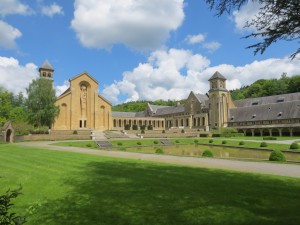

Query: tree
<box><xmin>26</xmin><ymin>79</ymin><xmax>59</xmax><ymax>128</ymax></box>
<box><xmin>206</xmin><ymin>0</ymin><xmax>300</xmax><ymax>59</ymax></box>
<box><xmin>0</xmin><ymin>186</ymin><xmax>26</xmax><ymax>225</ymax></box>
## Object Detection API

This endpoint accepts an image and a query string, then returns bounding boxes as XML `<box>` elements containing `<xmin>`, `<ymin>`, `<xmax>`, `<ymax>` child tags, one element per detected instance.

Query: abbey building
<box><xmin>41</xmin><ymin>60</ymin><xmax>300</xmax><ymax>136</ymax></box>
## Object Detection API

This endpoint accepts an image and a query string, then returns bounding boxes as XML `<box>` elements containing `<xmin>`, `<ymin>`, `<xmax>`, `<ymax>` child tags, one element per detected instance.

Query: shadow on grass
<box><xmin>31</xmin><ymin>161</ymin><xmax>300</xmax><ymax>225</ymax></box>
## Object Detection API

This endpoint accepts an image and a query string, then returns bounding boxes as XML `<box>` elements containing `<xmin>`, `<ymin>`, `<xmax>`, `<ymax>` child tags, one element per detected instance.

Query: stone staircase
<box><xmin>104</xmin><ymin>131</ymin><xmax>129</xmax><ymax>139</ymax></box>
<box><xmin>159</xmin><ymin>139</ymin><xmax>174</xmax><ymax>145</ymax></box>
<box><xmin>91</xmin><ymin>130</ymin><xmax>106</xmax><ymax>140</ymax></box>
<box><xmin>95</xmin><ymin>141</ymin><xmax>113</xmax><ymax>148</ymax></box>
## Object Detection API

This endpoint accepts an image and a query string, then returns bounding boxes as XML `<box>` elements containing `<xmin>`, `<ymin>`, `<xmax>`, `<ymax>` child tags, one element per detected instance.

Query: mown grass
<box><xmin>1</xmin><ymin>144</ymin><xmax>300</xmax><ymax>225</ymax></box>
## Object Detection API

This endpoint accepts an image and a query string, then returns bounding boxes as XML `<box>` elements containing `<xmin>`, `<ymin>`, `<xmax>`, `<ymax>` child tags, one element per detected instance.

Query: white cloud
<box><xmin>186</xmin><ymin>34</ymin><xmax>205</xmax><ymax>44</ymax></box>
<box><xmin>55</xmin><ymin>80</ymin><xmax>69</xmax><ymax>97</ymax></box>
<box><xmin>0</xmin><ymin>20</ymin><xmax>22</xmax><ymax>49</ymax></box>
<box><xmin>41</xmin><ymin>3</ymin><xmax>64</xmax><ymax>17</ymax></box>
<box><xmin>202</xmin><ymin>41</ymin><xmax>221</xmax><ymax>52</ymax></box>
<box><xmin>0</xmin><ymin>57</ymin><xmax>38</xmax><ymax>95</ymax></box>
<box><xmin>71</xmin><ymin>0</ymin><xmax>185</xmax><ymax>50</ymax></box>
<box><xmin>0</xmin><ymin>0</ymin><xmax>32</xmax><ymax>16</ymax></box>
<box><xmin>233</xmin><ymin>0</ymin><xmax>262</xmax><ymax>31</ymax></box>
<box><xmin>101</xmin><ymin>48</ymin><xmax>300</xmax><ymax>105</ymax></box>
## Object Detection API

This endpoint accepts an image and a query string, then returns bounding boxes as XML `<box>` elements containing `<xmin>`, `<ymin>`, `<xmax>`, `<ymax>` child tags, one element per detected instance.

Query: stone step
<box><xmin>159</xmin><ymin>139</ymin><xmax>174</xmax><ymax>145</ymax></box>
<box><xmin>95</xmin><ymin>141</ymin><xmax>113</xmax><ymax>148</ymax></box>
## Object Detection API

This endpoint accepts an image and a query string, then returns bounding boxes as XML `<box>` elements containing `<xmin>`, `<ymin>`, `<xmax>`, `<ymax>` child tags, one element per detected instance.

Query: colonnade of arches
<box><xmin>166</xmin><ymin>116</ymin><xmax>207</xmax><ymax>129</ymax></box>
<box><xmin>240</xmin><ymin>127</ymin><xmax>300</xmax><ymax>137</ymax></box>
<box><xmin>113</xmin><ymin>118</ymin><xmax>165</xmax><ymax>129</ymax></box>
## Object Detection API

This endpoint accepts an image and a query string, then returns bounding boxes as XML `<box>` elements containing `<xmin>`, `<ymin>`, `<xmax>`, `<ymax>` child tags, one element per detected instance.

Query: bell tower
<box><xmin>39</xmin><ymin>60</ymin><xmax>54</xmax><ymax>81</ymax></box>
<box><xmin>208</xmin><ymin>71</ymin><xmax>231</xmax><ymax>129</ymax></box>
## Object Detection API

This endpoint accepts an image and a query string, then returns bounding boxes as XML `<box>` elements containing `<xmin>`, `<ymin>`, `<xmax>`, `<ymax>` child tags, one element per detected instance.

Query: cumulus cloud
<box><xmin>233</xmin><ymin>0</ymin><xmax>262</xmax><ymax>31</ymax></box>
<box><xmin>101</xmin><ymin>48</ymin><xmax>300</xmax><ymax>105</ymax></box>
<box><xmin>186</xmin><ymin>34</ymin><xmax>205</xmax><ymax>44</ymax></box>
<box><xmin>0</xmin><ymin>0</ymin><xmax>32</xmax><ymax>16</ymax></box>
<box><xmin>186</xmin><ymin>33</ymin><xmax>221</xmax><ymax>52</ymax></box>
<box><xmin>41</xmin><ymin>3</ymin><xmax>64</xmax><ymax>17</ymax></box>
<box><xmin>0</xmin><ymin>57</ymin><xmax>38</xmax><ymax>95</ymax></box>
<box><xmin>71</xmin><ymin>0</ymin><xmax>185</xmax><ymax>50</ymax></box>
<box><xmin>202</xmin><ymin>41</ymin><xmax>221</xmax><ymax>52</ymax></box>
<box><xmin>0</xmin><ymin>20</ymin><xmax>22</xmax><ymax>49</ymax></box>
<box><xmin>55</xmin><ymin>80</ymin><xmax>69</xmax><ymax>97</ymax></box>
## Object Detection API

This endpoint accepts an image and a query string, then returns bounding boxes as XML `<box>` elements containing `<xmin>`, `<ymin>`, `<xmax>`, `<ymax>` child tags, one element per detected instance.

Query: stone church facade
<box><xmin>42</xmin><ymin>61</ymin><xmax>300</xmax><ymax>136</ymax></box>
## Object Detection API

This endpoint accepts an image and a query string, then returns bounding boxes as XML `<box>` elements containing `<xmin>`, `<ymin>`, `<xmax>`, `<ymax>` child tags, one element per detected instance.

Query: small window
<box><xmin>230</xmin><ymin>116</ymin><xmax>234</xmax><ymax>121</ymax></box>
<box><xmin>252</xmin><ymin>114</ymin><xmax>256</xmax><ymax>119</ymax></box>
<box><xmin>252</xmin><ymin>102</ymin><xmax>258</xmax><ymax>105</ymax></box>
<box><xmin>278</xmin><ymin>112</ymin><xmax>282</xmax><ymax>117</ymax></box>
<box><xmin>277</xmin><ymin>97</ymin><xmax>284</xmax><ymax>102</ymax></box>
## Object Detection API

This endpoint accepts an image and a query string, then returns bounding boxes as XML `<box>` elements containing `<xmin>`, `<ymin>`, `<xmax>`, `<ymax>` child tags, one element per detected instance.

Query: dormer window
<box><xmin>252</xmin><ymin>114</ymin><xmax>256</xmax><ymax>119</ymax></box>
<box><xmin>252</xmin><ymin>101</ymin><xmax>258</xmax><ymax>105</ymax></box>
<box><xmin>230</xmin><ymin>116</ymin><xmax>234</xmax><ymax>121</ymax></box>
<box><xmin>278</xmin><ymin>112</ymin><xmax>282</xmax><ymax>117</ymax></box>
<box><xmin>277</xmin><ymin>97</ymin><xmax>285</xmax><ymax>102</ymax></box>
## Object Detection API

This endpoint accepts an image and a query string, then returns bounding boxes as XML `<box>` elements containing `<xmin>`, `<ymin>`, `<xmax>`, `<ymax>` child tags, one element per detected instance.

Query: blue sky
<box><xmin>0</xmin><ymin>0</ymin><xmax>299</xmax><ymax>105</ymax></box>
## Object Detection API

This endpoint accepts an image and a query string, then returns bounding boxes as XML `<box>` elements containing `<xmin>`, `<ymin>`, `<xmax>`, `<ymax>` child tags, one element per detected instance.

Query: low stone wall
<box><xmin>50</xmin><ymin>130</ymin><xmax>91</xmax><ymax>135</ymax></box>
<box><xmin>15</xmin><ymin>134</ymin><xmax>91</xmax><ymax>142</ymax></box>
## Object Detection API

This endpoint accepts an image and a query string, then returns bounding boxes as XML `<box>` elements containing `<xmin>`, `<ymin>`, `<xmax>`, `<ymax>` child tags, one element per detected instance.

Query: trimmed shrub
<box><xmin>222</xmin><ymin>140</ymin><xmax>227</xmax><ymax>144</ymax></box>
<box><xmin>212</xmin><ymin>133</ymin><xmax>221</xmax><ymax>137</ymax></box>
<box><xmin>220</xmin><ymin>127</ymin><xmax>238</xmax><ymax>134</ymax></box>
<box><xmin>209</xmin><ymin>139</ymin><xmax>213</xmax><ymax>143</ymax></box>
<box><xmin>117</xmin><ymin>142</ymin><xmax>123</xmax><ymax>146</ymax></box>
<box><xmin>162</xmin><ymin>130</ymin><xmax>166</xmax><ymax>133</ymax></box>
<box><xmin>147</xmin><ymin>125</ymin><xmax>153</xmax><ymax>130</ymax></box>
<box><xmin>73</xmin><ymin>130</ymin><xmax>78</xmax><ymax>135</ymax></box>
<box><xmin>269</xmin><ymin>150</ymin><xmax>286</xmax><ymax>162</ymax></box>
<box><xmin>141</xmin><ymin>130</ymin><xmax>145</xmax><ymax>134</ymax></box>
<box><xmin>260</xmin><ymin>142</ymin><xmax>268</xmax><ymax>147</ymax></box>
<box><xmin>137</xmin><ymin>141</ymin><xmax>142</xmax><ymax>145</ymax></box>
<box><xmin>181</xmin><ymin>129</ymin><xmax>185</xmax><ymax>133</ymax></box>
<box><xmin>140</xmin><ymin>125</ymin><xmax>146</xmax><ymax>130</ymax></box>
<box><xmin>132</xmin><ymin>124</ymin><xmax>138</xmax><ymax>130</ymax></box>
<box><xmin>202</xmin><ymin>150</ymin><xmax>214</xmax><ymax>157</ymax></box>
<box><xmin>239</xmin><ymin>141</ymin><xmax>245</xmax><ymax>146</ymax></box>
<box><xmin>290</xmin><ymin>142</ymin><xmax>299</xmax><ymax>149</ymax></box>
<box><xmin>194</xmin><ymin>139</ymin><xmax>199</xmax><ymax>144</ymax></box>
<box><xmin>155</xmin><ymin>148</ymin><xmax>164</xmax><ymax>154</ymax></box>
<box><xmin>153</xmin><ymin>140</ymin><xmax>159</xmax><ymax>144</ymax></box>
<box><xmin>175</xmin><ymin>140</ymin><xmax>180</xmax><ymax>144</ymax></box>
<box><xmin>200</xmin><ymin>133</ymin><xmax>209</xmax><ymax>137</ymax></box>
<box><xmin>263</xmin><ymin>136</ymin><xmax>277</xmax><ymax>140</ymax></box>
<box><xmin>124</xmin><ymin>124</ymin><xmax>131</xmax><ymax>130</ymax></box>
<box><xmin>86</xmin><ymin>143</ymin><xmax>92</xmax><ymax>147</ymax></box>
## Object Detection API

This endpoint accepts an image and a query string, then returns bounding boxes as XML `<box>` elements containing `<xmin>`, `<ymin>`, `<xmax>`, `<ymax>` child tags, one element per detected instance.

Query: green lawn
<box><xmin>1</xmin><ymin>144</ymin><xmax>300</xmax><ymax>225</ymax></box>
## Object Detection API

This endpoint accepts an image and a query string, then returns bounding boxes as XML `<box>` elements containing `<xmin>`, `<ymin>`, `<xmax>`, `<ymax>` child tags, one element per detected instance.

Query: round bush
<box><xmin>260</xmin><ymin>142</ymin><xmax>268</xmax><ymax>147</ymax></box>
<box><xmin>137</xmin><ymin>141</ymin><xmax>142</xmax><ymax>145</ymax></box>
<box><xmin>153</xmin><ymin>140</ymin><xmax>159</xmax><ymax>144</ymax></box>
<box><xmin>162</xmin><ymin>130</ymin><xmax>166</xmax><ymax>133</ymax></box>
<box><xmin>175</xmin><ymin>140</ymin><xmax>180</xmax><ymax>143</ymax></box>
<box><xmin>194</xmin><ymin>140</ymin><xmax>199</xmax><ymax>144</ymax></box>
<box><xmin>290</xmin><ymin>142</ymin><xmax>299</xmax><ymax>149</ymax></box>
<box><xmin>202</xmin><ymin>150</ymin><xmax>214</xmax><ymax>158</ymax></box>
<box><xmin>141</xmin><ymin>130</ymin><xmax>145</xmax><ymax>134</ymax></box>
<box><xmin>86</xmin><ymin>143</ymin><xmax>92</xmax><ymax>147</ymax></box>
<box><xmin>117</xmin><ymin>142</ymin><xmax>123</xmax><ymax>146</ymax></box>
<box><xmin>269</xmin><ymin>150</ymin><xmax>286</xmax><ymax>162</ymax></box>
<box><xmin>222</xmin><ymin>140</ymin><xmax>227</xmax><ymax>144</ymax></box>
<box><xmin>181</xmin><ymin>129</ymin><xmax>185</xmax><ymax>133</ymax></box>
<box><xmin>209</xmin><ymin>139</ymin><xmax>213</xmax><ymax>143</ymax></box>
<box><xmin>155</xmin><ymin>148</ymin><xmax>164</xmax><ymax>154</ymax></box>
<box><xmin>239</xmin><ymin>141</ymin><xmax>245</xmax><ymax>146</ymax></box>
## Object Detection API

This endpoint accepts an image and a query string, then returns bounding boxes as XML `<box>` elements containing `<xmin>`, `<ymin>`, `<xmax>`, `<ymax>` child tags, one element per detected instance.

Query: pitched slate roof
<box><xmin>194</xmin><ymin>93</ymin><xmax>208</xmax><ymax>106</ymax></box>
<box><xmin>154</xmin><ymin>104</ymin><xmax>185</xmax><ymax>116</ymax></box>
<box><xmin>112</xmin><ymin>112</ymin><xmax>140</xmax><ymax>118</ymax></box>
<box><xmin>233</xmin><ymin>92</ymin><xmax>300</xmax><ymax>107</ymax></box>
<box><xmin>40</xmin><ymin>60</ymin><xmax>53</xmax><ymax>70</ymax></box>
<box><xmin>230</xmin><ymin>100</ymin><xmax>300</xmax><ymax>122</ymax></box>
<box><xmin>148</xmin><ymin>104</ymin><xmax>170</xmax><ymax>113</ymax></box>
<box><xmin>208</xmin><ymin>71</ymin><xmax>226</xmax><ymax>81</ymax></box>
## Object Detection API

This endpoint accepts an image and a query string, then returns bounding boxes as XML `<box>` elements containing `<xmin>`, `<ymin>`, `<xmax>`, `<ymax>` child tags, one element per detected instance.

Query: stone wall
<box><xmin>15</xmin><ymin>133</ymin><xmax>91</xmax><ymax>142</ymax></box>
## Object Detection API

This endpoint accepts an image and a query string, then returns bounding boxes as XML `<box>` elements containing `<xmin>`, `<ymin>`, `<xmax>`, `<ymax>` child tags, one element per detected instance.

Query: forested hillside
<box><xmin>230</xmin><ymin>74</ymin><xmax>300</xmax><ymax>100</ymax></box>
<box><xmin>112</xmin><ymin>74</ymin><xmax>300</xmax><ymax>112</ymax></box>
<box><xmin>112</xmin><ymin>99</ymin><xmax>186</xmax><ymax>112</ymax></box>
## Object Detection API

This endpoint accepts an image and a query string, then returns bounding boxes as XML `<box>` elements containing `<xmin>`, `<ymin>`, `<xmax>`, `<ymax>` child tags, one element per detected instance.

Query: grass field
<box><xmin>1</xmin><ymin>144</ymin><xmax>300</xmax><ymax>225</ymax></box>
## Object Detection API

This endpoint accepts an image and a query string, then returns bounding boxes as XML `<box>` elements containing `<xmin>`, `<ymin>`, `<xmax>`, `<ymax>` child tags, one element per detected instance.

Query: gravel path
<box><xmin>16</xmin><ymin>141</ymin><xmax>300</xmax><ymax>178</ymax></box>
